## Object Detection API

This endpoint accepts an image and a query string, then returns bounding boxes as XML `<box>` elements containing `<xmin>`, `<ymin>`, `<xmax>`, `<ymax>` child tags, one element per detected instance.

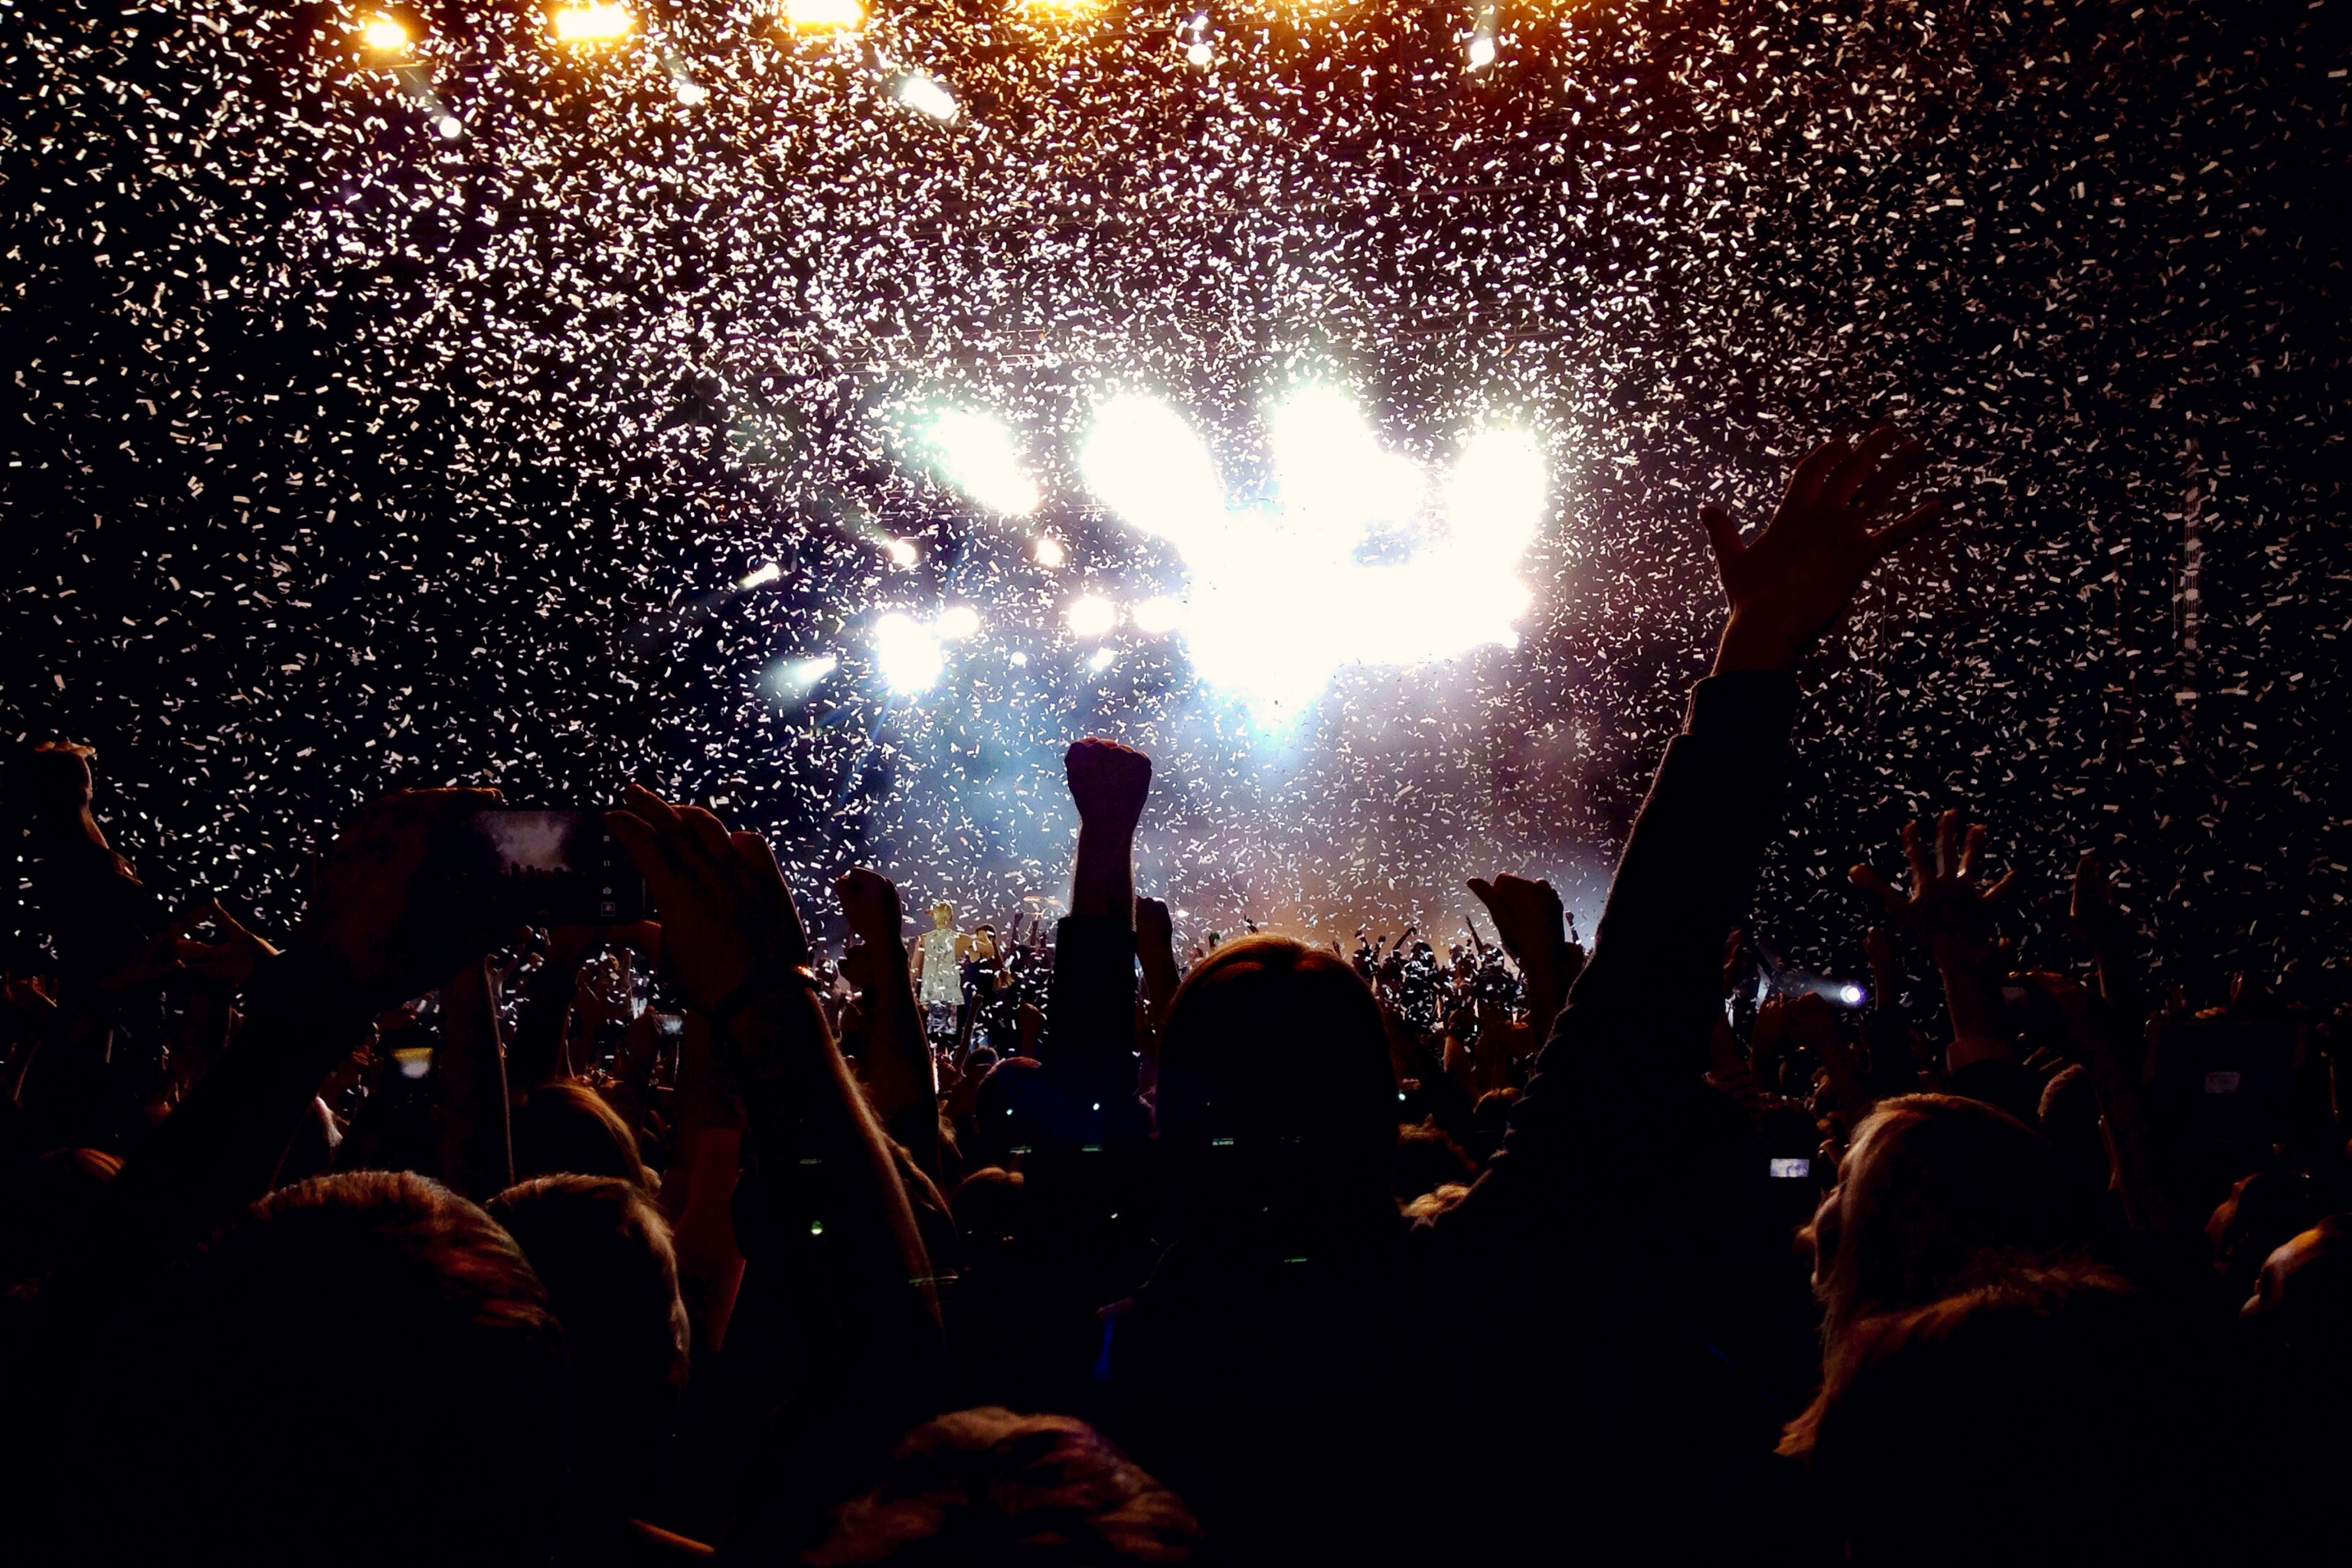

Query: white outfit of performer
<box><xmin>916</xmin><ymin>927</ymin><xmax>963</xmax><ymax>1011</ymax></box>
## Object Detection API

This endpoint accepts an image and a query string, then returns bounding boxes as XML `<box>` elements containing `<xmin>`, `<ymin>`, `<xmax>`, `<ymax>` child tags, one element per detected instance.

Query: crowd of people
<box><xmin>4</xmin><ymin>430</ymin><xmax>2346</xmax><ymax>1565</ymax></box>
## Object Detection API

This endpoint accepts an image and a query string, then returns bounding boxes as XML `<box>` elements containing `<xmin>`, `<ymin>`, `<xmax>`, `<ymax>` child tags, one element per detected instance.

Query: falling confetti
<box><xmin>1</xmin><ymin>0</ymin><xmax>2342</xmax><ymax>1006</ymax></box>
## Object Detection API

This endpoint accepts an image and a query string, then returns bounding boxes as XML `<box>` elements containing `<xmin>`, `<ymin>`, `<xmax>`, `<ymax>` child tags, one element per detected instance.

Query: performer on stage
<box><xmin>911</xmin><ymin>900</ymin><xmax>966</xmax><ymax>1041</ymax></box>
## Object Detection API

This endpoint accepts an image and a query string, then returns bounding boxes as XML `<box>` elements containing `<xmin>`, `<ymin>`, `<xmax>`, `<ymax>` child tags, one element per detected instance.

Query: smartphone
<box><xmin>463</xmin><ymin>808</ymin><xmax>649</xmax><ymax>925</ymax></box>
<box><xmin>1768</xmin><ymin>1157</ymin><xmax>1812</xmax><ymax>1180</ymax></box>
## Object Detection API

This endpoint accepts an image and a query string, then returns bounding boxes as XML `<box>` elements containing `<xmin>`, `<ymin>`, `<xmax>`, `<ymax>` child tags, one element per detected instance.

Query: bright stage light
<box><xmin>1088</xmin><ymin>647</ymin><xmax>1118</xmax><ymax>673</ymax></box>
<box><xmin>872</xmin><ymin>612</ymin><xmax>945</xmax><ymax>693</ymax></box>
<box><xmin>1132</xmin><ymin>595</ymin><xmax>1184</xmax><ymax>635</ymax></box>
<box><xmin>550</xmin><ymin>3</ymin><xmax>633</xmax><ymax>43</ymax></box>
<box><xmin>1466</xmin><ymin>2</ymin><xmax>1498</xmax><ymax>70</ymax></box>
<box><xmin>435</xmin><ymin>114</ymin><xmax>464</xmax><ymax>140</ymax></box>
<box><xmin>785</xmin><ymin>0</ymin><xmax>864</xmax><ymax>27</ymax></box>
<box><xmin>360</xmin><ymin>15</ymin><xmax>410</xmax><ymax>53</ymax></box>
<box><xmin>1033</xmin><ymin>536</ymin><xmax>1067</xmax><ymax>568</ymax></box>
<box><xmin>772</xmin><ymin>652</ymin><xmax>839</xmax><ymax>696</ymax></box>
<box><xmin>674</xmin><ymin>78</ymin><xmax>708</xmax><ymax>105</ymax></box>
<box><xmin>1072</xmin><ymin>391</ymin><xmax>1550</xmax><ymax>720</ymax></box>
<box><xmin>737</xmin><ymin>561</ymin><xmax>783</xmax><ymax>590</ymax></box>
<box><xmin>1065</xmin><ymin>594</ymin><xmax>1117</xmax><ymax>639</ymax></box>
<box><xmin>1838</xmin><ymin>983</ymin><xmax>1867</xmax><ymax>1007</ymax></box>
<box><xmin>922</xmin><ymin>409</ymin><xmax>1038</xmax><ymax>514</ymax></box>
<box><xmin>1186</xmin><ymin>40</ymin><xmax>1213</xmax><ymax>67</ymax></box>
<box><xmin>1078</xmin><ymin>394</ymin><xmax>1225</xmax><ymax>553</ymax></box>
<box><xmin>934</xmin><ymin>603</ymin><xmax>982</xmax><ymax>641</ymax></box>
<box><xmin>892</xmin><ymin>71</ymin><xmax>959</xmax><ymax>124</ymax></box>
<box><xmin>885</xmin><ymin>537</ymin><xmax>919</xmax><ymax>567</ymax></box>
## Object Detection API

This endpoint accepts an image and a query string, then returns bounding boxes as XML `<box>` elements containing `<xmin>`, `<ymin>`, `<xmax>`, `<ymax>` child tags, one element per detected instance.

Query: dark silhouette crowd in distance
<box><xmin>6</xmin><ymin>430</ymin><xmax>2348</xmax><ymax>1566</ymax></box>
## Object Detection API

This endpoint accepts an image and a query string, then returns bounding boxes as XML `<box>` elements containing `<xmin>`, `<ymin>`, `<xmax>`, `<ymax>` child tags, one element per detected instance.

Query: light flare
<box><xmin>892</xmin><ymin>72</ymin><xmax>959</xmax><ymax>123</ymax></box>
<box><xmin>784</xmin><ymin>0</ymin><xmax>864</xmax><ymax>26</ymax></box>
<box><xmin>360</xmin><ymin>15</ymin><xmax>410</xmax><ymax>53</ymax></box>
<box><xmin>872</xmin><ymin>612</ymin><xmax>945</xmax><ymax>693</ymax></box>
<box><xmin>550</xmin><ymin>2</ymin><xmax>633</xmax><ymax>43</ymax></box>
<box><xmin>1065</xmin><ymin>595</ymin><xmax>1118</xmax><ymax>639</ymax></box>
<box><xmin>922</xmin><ymin>409</ymin><xmax>1039</xmax><ymax>514</ymax></box>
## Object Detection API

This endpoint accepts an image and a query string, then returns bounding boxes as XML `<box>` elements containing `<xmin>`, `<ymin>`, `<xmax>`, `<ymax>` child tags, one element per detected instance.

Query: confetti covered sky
<box><xmin>3</xmin><ymin>0</ymin><xmax>2344</xmax><ymax>1004</ymax></box>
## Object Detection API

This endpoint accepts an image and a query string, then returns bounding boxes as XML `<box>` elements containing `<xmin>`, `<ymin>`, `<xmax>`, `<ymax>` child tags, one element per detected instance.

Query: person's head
<box><xmin>486</xmin><ymin>1175</ymin><xmax>689</xmax><ymax>1482</ymax></box>
<box><xmin>1803</xmin><ymin>1264</ymin><xmax>2178</xmax><ymax>1563</ymax></box>
<box><xmin>511</xmin><ymin>1079</ymin><xmax>650</xmax><ymax>1189</ymax></box>
<box><xmin>1802</xmin><ymin>1095</ymin><xmax>2078</xmax><ymax>1344</ymax></box>
<box><xmin>1393</xmin><ymin>1117</ymin><xmax>1476</xmax><ymax>1204</ymax></box>
<box><xmin>1155</xmin><ymin>934</ymin><xmax>1398</xmax><ymax>1235</ymax></box>
<box><xmin>69</xmin><ymin>1170</ymin><xmax>568</xmax><ymax>1566</ymax></box>
<box><xmin>932</xmin><ymin>902</ymin><xmax>954</xmax><ymax>930</ymax></box>
<box><xmin>802</xmin><ymin>1407</ymin><xmax>1201</xmax><ymax>1564</ymax></box>
<box><xmin>949</xmin><ymin>1166</ymin><xmax>1026</xmax><ymax>1249</ymax></box>
<box><xmin>16</xmin><ymin>739</ymin><xmax>96</xmax><ymax>820</ymax></box>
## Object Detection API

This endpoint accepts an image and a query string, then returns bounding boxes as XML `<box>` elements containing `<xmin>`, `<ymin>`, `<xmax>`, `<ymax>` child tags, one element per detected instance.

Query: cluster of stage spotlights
<box><xmin>349</xmin><ymin>0</ymin><xmax>1513</xmax><ymax>138</ymax></box>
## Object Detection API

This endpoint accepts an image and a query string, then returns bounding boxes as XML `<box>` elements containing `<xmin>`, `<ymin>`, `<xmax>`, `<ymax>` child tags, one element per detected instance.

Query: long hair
<box><xmin>1785</xmin><ymin>1093</ymin><xmax>2079</xmax><ymax>1457</ymax></box>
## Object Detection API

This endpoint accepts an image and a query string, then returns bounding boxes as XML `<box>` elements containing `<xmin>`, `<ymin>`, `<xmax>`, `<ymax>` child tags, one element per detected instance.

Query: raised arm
<box><xmin>1042</xmin><ymin>739</ymin><xmax>1150</xmax><ymax>1114</ymax></box>
<box><xmin>1472</xmin><ymin>431</ymin><xmax>1947</xmax><ymax>1220</ymax></box>
<box><xmin>835</xmin><ymin>867</ymin><xmax>941</xmax><ymax>1183</ymax></box>
<box><xmin>605</xmin><ymin>787</ymin><xmax>941</xmax><ymax>1482</ymax></box>
<box><xmin>1559</xmin><ymin>429</ymin><xmax>1945</xmax><ymax>1077</ymax></box>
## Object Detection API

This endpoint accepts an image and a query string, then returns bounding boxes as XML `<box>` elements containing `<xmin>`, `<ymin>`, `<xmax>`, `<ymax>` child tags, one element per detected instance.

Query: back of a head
<box><xmin>70</xmin><ymin>1170</ymin><xmax>568</xmax><ymax>1566</ymax></box>
<box><xmin>1823</xmin><ymin>1093</ymin><xmax>2079</xmax><ymax>1333</ymax></box>
<box><xmin>487</xmin><ymin>1174</ymin><xmax>688</xmax><ymax>1476</ymax></box>
<box><xmin>1807</xmin><ymin>1266</ymin><xmax>2190</xmax><ymax>1565</ymax></box>
<box><xmin>513</xmin><ymin>1079</ymin><xmax>649</xmax><ymax>1188</ymax></box>
<box><xmin>1155</xmin><ymin>935</ymin><xmax>1397</xmax><ymax>1215</ymax></box>
<box><xmin>803</xmin><ymin>1406</ymin><xmax>1201</xmax><ymax>1565</ymax></box>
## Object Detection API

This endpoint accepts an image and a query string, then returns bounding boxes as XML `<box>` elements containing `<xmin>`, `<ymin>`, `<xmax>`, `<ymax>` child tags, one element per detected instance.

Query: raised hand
<box><xmin>1468</xmin><ymin>873</ymin><xmax>1571</xmax><ymax>1036</ymax></box>
<box><xmin>176</xmin><ymin>900</ymin><xmax>279</xmax><ymax>985</ymax></box>
<box><xmin>308</xmin><ymin>788</ymin><xmax>507</xmax><ymax>1015</ymax></box>
<box><xmin>1065</xmin><ymin>736</ymin><xmax>1152</xmax><ymax>831</ymax></box>
<box><xmin>1065</xmin><ymin>736</ymin><xmax>1152</xmax><ymax>923</ymax></box>
<box><xmin>829</xmin><ymin>866</ymin><xmax>935</xmax><ymax>1170</ymax></box>
<box><xmin>1702</xmin><ymin>426</ymin><xmax>1947</xmax><ymax>673</ymax></box>
<box><xmin>834</xmin><ymin>867</ymin><xmax>907</xmax><ymax>950</ymax></box>
<box><xmin>1466</xmin><ymin>874</ymin><xmax>1566</xmax><ymax>967</ymax></box>
<box><xmin>605</xmin><ymin>783</ymin><xmax>810</xmax><ymax>1019</ymax></box>
<box><xmin>1850</xmin><ymin>810</ymin><xmax>2016</xmax><ymax>1065</ymax></box>
<box><xmin>1849</xmin><ymin>810</ymin><xmax>2016</xmax><ymax>957</ymax></box>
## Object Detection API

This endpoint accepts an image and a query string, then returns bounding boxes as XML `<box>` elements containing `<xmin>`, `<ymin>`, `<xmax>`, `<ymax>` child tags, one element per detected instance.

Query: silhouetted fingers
<box><xmin>605</xmin><ymin>811</ymin><xmax>687</xmax><ymax>895</ymax></box>
<box><xmin>674</xmin><ymin>805</ymin><xmax>742</xmax><ymax>889</ymax></box>
<box><xmin>620</xmin><ymin>782</ymin><xmax>684</xmax><ymax>831</ymax></box>
<box><xmin>1823</xmin><ymin>425</ymin><xmax>1902</xmax><ymax>508</ymax></box>
<box><xmin>1867</xmin><ymin>496</ymin><xmax>1948</xmax><ymax>557</ymax></box>
<box><xmin>1934</xmin><ymin>810</ymin><xmax>1962</xmax><ymax>880</ymax></box>
<box><xmin>1698</xmin><ymin>504</ymin><xmax>1744</xmax><ymax>575</ymax></box>
<box><xmin>1787</xmin><ymin>436</ymin><xmax>1849</xmax><ymax>510</ymax></box>
<box><xmin>1901</xmin><ymin>818</ymin><xmax>1934</xmax><ymax>891</ymax></box>
<box><xmin>731</xmin><ymin>830</ymin><xmax>810</xmax><ymax>962</ymax></box>
<box><xmin>1958</xmin><ymin>822</ymin><xmax>1987</xmax><ymax>882</ymax></box>
<box><xmin>1845</xmin><ymin>437</ymin><xmax>1926</xmax><ymax>515</ymax></box>
<box><xmin>1849</xmin><ymin>863</ymin><xmax>1907</xmax><ymax>918</ymax></box>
